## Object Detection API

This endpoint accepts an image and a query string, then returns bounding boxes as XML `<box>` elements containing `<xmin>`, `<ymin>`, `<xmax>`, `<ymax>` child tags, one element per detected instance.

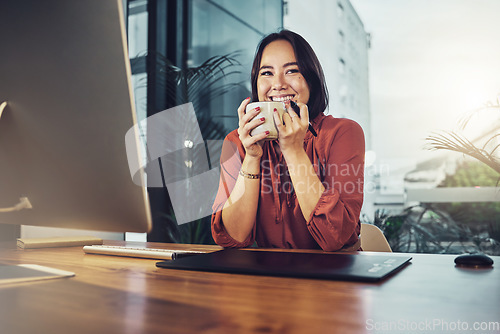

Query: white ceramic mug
<box><xmin>246</xmin><ymin>101</ymin><xmax>287</xmax><ymax>140</ymax></box>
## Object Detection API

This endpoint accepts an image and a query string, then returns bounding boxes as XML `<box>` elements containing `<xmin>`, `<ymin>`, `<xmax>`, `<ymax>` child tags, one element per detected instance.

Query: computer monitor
<box><xmin>0</xmin><ymin>0</ymin><xmax>152</xmax><ymax>233</ymax></box>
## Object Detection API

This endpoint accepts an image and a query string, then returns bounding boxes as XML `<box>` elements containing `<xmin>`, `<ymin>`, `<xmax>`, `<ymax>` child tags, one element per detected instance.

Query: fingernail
<box><xmin>246</xmin><ymin>97</ymin><xmax>251</xmax><ymax>100</ymax></box>
<box><xmin>260</xmin><ymin>117</ymin><xmax>265</xmax><ymax>121</ymax></box>
<box><xmin>255</xmin><ymin>107</ymin><xmax>261</xmax><ymax>111</ymax></box>
<box><xmin>274</xmin><ymin>108</ymin><xmax>277</xmax><ymax>112</ymax></box>
<box><xmin>265</xmin><ymin>131</ymin><xmax>270</xmax><ymax>135</ymax></box>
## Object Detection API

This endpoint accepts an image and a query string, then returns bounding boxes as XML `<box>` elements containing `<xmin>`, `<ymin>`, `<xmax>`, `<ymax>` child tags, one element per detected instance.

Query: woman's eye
<box><xmin>260</xmin><ymin>71</ymin><xmax>273</xmax><ymax>76</ymax></box>
<box><xmin>287</xmin><ymin>68</ymin><xmax>300</xmax><ymax>74</ymax></box>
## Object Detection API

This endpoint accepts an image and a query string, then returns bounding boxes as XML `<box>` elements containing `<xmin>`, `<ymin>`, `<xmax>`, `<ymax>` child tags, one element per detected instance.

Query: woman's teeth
<box><xmin>271</xmin><ymin>96</ymin><xmax>294</xmax><ymax>102</ymax></box>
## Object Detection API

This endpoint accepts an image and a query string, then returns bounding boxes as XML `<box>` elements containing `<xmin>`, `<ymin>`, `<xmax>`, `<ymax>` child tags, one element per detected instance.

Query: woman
<box><xmin>211</xmin><ymin>30</ymin><xmax>365</xmax><ymax>251</ymax></box>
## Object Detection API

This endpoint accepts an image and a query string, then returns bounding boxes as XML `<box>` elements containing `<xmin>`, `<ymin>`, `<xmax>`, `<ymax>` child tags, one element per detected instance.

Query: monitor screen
<box><xmin>0</xmin><ymin>0</ymin><xmax>151</xmax><ymax>233</ymax></box>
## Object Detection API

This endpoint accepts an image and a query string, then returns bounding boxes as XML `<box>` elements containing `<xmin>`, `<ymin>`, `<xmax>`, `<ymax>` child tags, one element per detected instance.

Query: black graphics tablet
<box><xmin>156</xmin><ymin>249</ymin><xmax>412</xmax><ymax>282</ymax></box>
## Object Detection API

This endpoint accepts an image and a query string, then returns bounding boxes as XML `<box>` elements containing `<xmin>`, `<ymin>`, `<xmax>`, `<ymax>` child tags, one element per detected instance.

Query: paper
<box><xmin>17</xmin><ymin>236</ymin><xmax>103</xmax><ymax>249</ymax></box>
<box><xmin>0</xmin><ymin>264</ymin><xmax>75</xmax><ymax>285</ymax></box>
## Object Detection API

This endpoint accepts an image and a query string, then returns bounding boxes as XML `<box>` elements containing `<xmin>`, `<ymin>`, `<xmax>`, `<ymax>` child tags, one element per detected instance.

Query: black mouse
<box><xmin>454</xmin><ymin>253</ymin><xmax>494</xmax><ymax>268</ymax></box>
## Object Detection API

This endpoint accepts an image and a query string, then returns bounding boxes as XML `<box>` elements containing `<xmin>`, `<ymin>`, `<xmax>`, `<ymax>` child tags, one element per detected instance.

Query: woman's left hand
<box><xmin>274</xmin><ymin>101</ymin><xmax>309</xmax><ymax>155</ymax></box>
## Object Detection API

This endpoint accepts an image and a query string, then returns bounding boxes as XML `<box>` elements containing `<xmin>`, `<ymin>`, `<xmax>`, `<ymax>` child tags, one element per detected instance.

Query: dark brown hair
<box><xmin>250</xmin><ymin>30</ymin><xmax>329</xmax><ymax>120</ymax></box>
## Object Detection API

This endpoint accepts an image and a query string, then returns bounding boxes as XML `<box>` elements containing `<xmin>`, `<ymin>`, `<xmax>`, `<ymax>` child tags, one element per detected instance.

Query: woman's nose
<box><xmin>272</xmin><ymin>73</ymin><xmax>287</xmax><ymax>90</ymax></box>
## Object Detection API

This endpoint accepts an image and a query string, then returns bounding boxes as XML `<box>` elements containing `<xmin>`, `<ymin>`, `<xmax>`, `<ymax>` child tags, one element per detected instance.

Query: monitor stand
<box><xmin>0</xmin><ymin>102</ymin><xmax>32</xmax><ymax>214</ymax></box>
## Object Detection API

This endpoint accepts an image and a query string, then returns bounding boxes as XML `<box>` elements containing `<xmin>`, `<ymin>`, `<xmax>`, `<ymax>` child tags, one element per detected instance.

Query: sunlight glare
<box><xmin>463</xmin><ymin>87</ymin><xmax>489</xmax><ymax>112</ymax></box>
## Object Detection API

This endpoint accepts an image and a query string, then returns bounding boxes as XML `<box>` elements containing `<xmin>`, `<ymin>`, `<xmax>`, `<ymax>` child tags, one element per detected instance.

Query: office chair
<box><xmin>360</xmin><ymin>223</ymin><xmax>392</xmax><ymax>252</ymax></box>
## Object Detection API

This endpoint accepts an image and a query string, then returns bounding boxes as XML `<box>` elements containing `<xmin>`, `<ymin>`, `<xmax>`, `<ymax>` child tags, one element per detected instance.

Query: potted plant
<box><xmin>425</xmin><ymin>94</ymin><xmax>500</xmax><ymax>254</ymax></box>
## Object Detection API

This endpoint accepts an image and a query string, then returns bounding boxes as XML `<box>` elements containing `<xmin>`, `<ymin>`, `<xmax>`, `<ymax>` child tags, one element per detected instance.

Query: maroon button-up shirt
<box><xmin>211</xmin><ymin>113</ymin><xmax>365</xmax><ymax>251</ymax></box>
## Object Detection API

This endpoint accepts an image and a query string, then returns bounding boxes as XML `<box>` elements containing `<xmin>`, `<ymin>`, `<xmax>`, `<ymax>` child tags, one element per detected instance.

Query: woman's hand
<box><xmin>274</xmin><ymin>101</ymin><xmax>309</xmax><ymax>156</ymax></box>
<box><xmin>274</xmin><ymin>102</ymin><xmax>325</xmax><ymax>223</ymax></box>
<box><xmin>237</xmin><ymin>98</ymin><xmax>269</xmax><ymax>159</ymax></box>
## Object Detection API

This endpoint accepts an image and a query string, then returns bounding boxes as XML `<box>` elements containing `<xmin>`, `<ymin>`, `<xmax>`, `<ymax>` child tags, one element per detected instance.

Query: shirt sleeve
<box><xmin>305</xmin><ymin>119</ymin><xmax>365</xmax><ymax>251</ymax></box>
<box><xmin>211</xmin><ymin>132</ymin><xmax>255</xmax><ymax>248</ymax></box>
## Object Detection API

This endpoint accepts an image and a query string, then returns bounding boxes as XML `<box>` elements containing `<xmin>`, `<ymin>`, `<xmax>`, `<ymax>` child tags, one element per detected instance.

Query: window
<box><xmin>125</xmin><ymin>0</ymin><xmax>283</xmax><ymax>243</ymax></box>
<box><xmin>337</xmin><ymin>2</ymin><xmax>344</xmax><ymax>18</ymax></box>
<box><xmin>338</xmin><ymin>29</ymin><xmax>345</xmax><ymax>43</ymax></box>
<box><xmin>338</xmin><ymin>58</ymin><xmax>346</xmax><ymax>74</ymax></box>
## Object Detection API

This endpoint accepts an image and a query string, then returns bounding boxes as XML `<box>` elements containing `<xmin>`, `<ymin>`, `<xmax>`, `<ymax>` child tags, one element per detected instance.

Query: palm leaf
<box><xmin>426</xmin><ymin>131</ymin><xmax>500</xmax><ymax>174</ymax></box>
<box><xmin>426</xmin><ymin>95</ymin><xmax>500</xmax><ymax>175</ymax></box>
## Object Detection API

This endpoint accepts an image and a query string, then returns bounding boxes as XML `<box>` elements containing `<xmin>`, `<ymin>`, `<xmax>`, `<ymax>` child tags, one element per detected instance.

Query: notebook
<box><xmin>156</xmin><ymin>249</ymin><xmax>412</xmax><ymax>282</ymax></box>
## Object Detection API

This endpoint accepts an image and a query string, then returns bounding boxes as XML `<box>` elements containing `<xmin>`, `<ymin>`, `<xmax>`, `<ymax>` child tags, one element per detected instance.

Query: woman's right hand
<box><xmin>237</xmin><ymin>98</ymin><xmax>269</xmax><ymax>159</ymax></box>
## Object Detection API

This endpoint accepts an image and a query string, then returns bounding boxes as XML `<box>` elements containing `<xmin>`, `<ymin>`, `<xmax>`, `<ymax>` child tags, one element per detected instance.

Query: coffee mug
<box><xmin>246</xmin><ymin>101</ymin><xmax>287</xmax><ymax>141</ymax></box>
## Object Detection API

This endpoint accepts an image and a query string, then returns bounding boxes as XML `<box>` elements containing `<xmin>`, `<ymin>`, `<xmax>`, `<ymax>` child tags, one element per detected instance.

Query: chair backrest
<box><xmin>360</xmin><ymin>223</ymin><xmax>392</xmax><ymax>252</ymax></box>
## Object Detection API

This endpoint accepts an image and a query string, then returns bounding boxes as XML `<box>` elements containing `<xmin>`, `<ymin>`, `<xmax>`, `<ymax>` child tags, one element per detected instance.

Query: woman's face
<box><xmin>257</xmin><ymin>40</ymin><xmax>310</xmax><ymax>105</ymax></box>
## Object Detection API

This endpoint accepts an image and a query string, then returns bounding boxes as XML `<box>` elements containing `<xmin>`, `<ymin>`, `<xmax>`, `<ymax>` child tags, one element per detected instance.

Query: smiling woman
<box><xmin>250</xmin><ymin>31</ymin><xmax>328</xmax><ymax>121</ymax></box>
<box><xmin>256</xmin><ymin>40</ymin><xmax>310</xmax><ymax>106</ymax></box>
<box><xmin>211</xmin><ymin>30</ymin><xmax>366</xmax><ymax>252</ymax></box>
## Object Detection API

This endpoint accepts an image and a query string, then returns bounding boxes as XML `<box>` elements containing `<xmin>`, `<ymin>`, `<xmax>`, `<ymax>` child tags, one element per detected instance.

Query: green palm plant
<box><xmin>425</xmin><ymin>94</ymin><xmax>500</xmax><ymax>254</ymax></box>
<box><xmin>141</xmin><ymin>51</ymin><xmax>243</xmax><ymax>138</ymax></box>
<box><xmin>426</xmin><ymin>131</ymin><xmax>500</xmax><ymax>174</ymax></box>
<box><xmin>370</xmin><ymin>205</ymin><xmax>478</xmax><ymax>254</ymax></box>
<box><xmin>426</xmin><ymin>94</ymin><xmax>500</xmax><ymax>174</ymax></box>
<box><xmin>136</xmin><ymin>52</ymin><xmax>244</xmax><ymax>244</ymax></box>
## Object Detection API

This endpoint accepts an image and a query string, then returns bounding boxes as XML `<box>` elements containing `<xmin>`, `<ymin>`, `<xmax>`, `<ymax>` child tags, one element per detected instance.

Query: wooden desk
<box><xmin>0</xmin><ymin>241</ymin><xmax>499</xmax><ymax>334</ymax></box>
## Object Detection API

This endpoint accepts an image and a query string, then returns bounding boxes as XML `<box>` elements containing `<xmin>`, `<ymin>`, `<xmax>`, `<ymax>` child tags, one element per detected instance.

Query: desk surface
<box><xmin>0</xmin><ymin>241</ymin><xmax>499</xmax><ymax>334</ymax></box>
